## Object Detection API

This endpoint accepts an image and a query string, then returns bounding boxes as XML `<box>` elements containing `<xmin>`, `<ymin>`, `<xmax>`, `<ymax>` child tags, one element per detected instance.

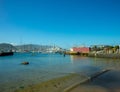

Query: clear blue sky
<box><xmin>0</xmin><ymin>0</ymin><xmax>120</xmax><ymax>48</ymax></box>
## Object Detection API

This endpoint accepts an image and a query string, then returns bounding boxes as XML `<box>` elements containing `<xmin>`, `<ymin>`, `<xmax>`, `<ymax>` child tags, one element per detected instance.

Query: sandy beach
<box><xmin>14</xmin><ymin>69</ymin><xmax>120</xmax><ymax>92</ymax></box>
<box><xmin>70</xmin><ymin>69</ymin><xmax>120</xmax><ymax>92</ymax></box>
<box><xmin>14</xmin><ymin>73</ymin><xmax>88</xmax><ymax>92</ymax></box>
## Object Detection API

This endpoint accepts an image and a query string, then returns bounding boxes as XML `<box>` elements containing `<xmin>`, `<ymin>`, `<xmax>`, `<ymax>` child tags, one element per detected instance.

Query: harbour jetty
<box><xmin>88</xmin><ymin>53</ymin><xmax>120</xmax><ymax>59</ymax></box>
<box><xmin>65</xmin><ymin>52</ymin><xmax>120</xmax><ymax>59</ymax></box>
<box><xmin>65</xmin><ymin>51</ymin><xmax>89</xmax><ymax>56</ymax></box>
<box><xmin>65</xmin><ymin>45</ymin><xmax>120</xmax><ymax>59</ymax></box>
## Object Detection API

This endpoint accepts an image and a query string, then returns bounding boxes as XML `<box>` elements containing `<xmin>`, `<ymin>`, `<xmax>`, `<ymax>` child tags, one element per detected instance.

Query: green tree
<box><xmin>114</xmin><ymin>45</ymin><xmax>119</xmax><ymax>53</ymax></box>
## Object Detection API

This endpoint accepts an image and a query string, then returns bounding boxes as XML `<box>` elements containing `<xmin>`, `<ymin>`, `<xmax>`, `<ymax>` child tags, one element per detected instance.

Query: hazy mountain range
<box><xmin>0</xmin><ymin>43</ymin><xmax>60</xmax><ymax>52</ymax></box>
<box><xmin>0</xmin><ymin>43</ymin><xmax>16</xmax><ymax>52</ymax></box>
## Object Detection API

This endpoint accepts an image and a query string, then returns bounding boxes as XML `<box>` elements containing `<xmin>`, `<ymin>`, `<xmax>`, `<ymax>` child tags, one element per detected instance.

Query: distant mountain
<box><xmin>0</xmin><ymin>43</ymin><xmax>16</xmax><ymax>52</ymax></box>
<box><xmin>15</xmin><ymin>44</ymin><xmax>58</xmax><ymax>52</ymax></box>
<box><xmin>0</xmin><ymin>43</ymin><xmax>63</xmax><ymax>53</ymax></box>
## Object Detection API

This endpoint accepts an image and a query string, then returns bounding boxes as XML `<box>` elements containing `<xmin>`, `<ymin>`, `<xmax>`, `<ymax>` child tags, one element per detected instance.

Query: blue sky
<box><xmin>0</xmin><ymin>0</ymin><xmax>120</xmax><ymax>48</ymax></box>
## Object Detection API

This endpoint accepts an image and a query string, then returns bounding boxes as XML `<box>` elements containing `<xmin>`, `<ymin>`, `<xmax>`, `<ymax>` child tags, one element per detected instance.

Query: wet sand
<box><xmin>1</xmin><ymin>69</ymin><xmax>120</xmax><ymax>92</ymax></box>
<box><xmin>70</xmin><ymin>69</ymin><xmax>120</xmax><ymax>92</ymax></box>
<box><xmin>14</xmin><ymin>73</ymin><xmax>88</xmax><ymax>92</ymax></box>
<box><xmin>70</xmin><ymin>84</ymin><xmax>120</xmax><ymax>92</ymax></box>
<box><xmin>70</xmin><ymin>85</ymin><xmax>108</xmax><ymax>92</ymax></box>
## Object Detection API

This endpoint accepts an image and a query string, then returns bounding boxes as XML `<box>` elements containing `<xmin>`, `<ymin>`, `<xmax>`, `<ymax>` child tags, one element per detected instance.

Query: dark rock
<box><xmin>21</xmin><ymin>62</ymin><xmax>29</xmax><ymax>65</ymax></box>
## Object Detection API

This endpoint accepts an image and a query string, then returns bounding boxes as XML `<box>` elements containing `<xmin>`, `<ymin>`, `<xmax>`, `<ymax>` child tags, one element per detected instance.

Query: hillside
<box><xmin>0</xmin><ymin>43</ymin><xmax>62</xmax><ymax>53</ymax></box>
<box><xmin>15</xmin><ymin>44</ymin><xmax>54</xmax><ymax>52</ymax></box>
<box><xmin>0</xmin><ymin>43</ymin><xmax>16</xmax><ymax>52</ymax></box>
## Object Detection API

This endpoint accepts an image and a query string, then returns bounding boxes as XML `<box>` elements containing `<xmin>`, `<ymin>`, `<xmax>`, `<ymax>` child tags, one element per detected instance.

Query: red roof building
<box><xmin>70</xmin><ymin>47</ymin><xmax>90</xmax><ymax>53</ymax></box>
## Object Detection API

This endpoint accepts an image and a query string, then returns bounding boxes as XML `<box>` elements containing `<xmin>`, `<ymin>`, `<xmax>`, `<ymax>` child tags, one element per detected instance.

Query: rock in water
<box><xmin>21</xmin><ymin>62</ymin><xmax>29</xmax><ymax>65</ymax></box>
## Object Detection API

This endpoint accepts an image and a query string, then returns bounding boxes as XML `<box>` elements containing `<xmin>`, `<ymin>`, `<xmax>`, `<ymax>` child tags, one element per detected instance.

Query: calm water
<box><xmin>0</xmin><ymin>53</ymin><xmax>120</xmax><ymax>92</ymax></box>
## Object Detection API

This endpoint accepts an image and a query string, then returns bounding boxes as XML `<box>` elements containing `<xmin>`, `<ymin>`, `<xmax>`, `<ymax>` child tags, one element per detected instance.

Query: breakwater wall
<box><xmin>65</xmin><ymin>51</ymin><xmax>120</xmax><ymax>59</ymax></box>
<box><xmin>65</xmin><ymin>51</ymin><xmax>88</xmax><ymax>56</ymax></box>
<box><xmin>88</xmin><ymin>53</ymin><xmax>120</xmax><ymax>59</ymax></box>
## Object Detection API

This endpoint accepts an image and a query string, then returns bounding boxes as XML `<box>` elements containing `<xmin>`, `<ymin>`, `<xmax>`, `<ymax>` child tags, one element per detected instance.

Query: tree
<box><xmin>114</xmin><ymin>45</ymin><xmax>119</xmax><ymax>53</ymax></box>
<box><xmin>92</xmin><ymin>45</ymin><xmax>97</xmax><ymax>52</ymax></box>
<box><xmin>104</xmin><ymin>45</ymin><xmax>114</xmax><ymax>54</ymax></box>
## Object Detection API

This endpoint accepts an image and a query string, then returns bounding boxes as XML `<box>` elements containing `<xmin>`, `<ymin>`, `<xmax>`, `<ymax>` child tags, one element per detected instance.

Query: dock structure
<box><xmin>65</xmin><ymin>51</ymin><xmax>89</xmax><ymax>56</ymax></box>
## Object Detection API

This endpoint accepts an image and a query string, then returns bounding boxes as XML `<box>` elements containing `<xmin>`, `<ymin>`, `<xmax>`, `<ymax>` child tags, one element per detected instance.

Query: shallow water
<box><xmin>0</xmin><ymin>53</ymin><xmax>120</xmax><ymax>92</ymax></box>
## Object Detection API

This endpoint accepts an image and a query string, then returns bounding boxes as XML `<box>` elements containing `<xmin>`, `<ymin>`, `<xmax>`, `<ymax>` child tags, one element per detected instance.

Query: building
<box><xmin>70</xmin><ymin>47</ymin><xmax>90</xmax><ymax>53</ymax></box>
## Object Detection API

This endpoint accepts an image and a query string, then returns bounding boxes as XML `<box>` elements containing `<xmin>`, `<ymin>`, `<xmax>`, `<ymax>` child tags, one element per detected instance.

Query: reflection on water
<box><xmin>70</xmin><ymin>55</ymin><xmax>88</xmax><ymax>61</ymax></box>
<box><xmin>0</xmin><ymin>53</ymin><xmax>120</xmax><ymax>92</ymax></box>
<box><xmin>71</xmin><ymin>55</ymin><xmax>120</xmax><ymax>70</ymax></box>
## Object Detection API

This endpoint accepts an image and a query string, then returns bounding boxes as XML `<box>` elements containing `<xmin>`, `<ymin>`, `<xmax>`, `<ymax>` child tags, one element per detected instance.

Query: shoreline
<box><xmin>14</xmin><ymin>69</ymin><xmax>111</xmax><ymax>92</ymax></box>
<box><xmin>14</xmin><ymin>73</ymin><xmax>88</xmax><ymax>92</ymax></box>
<box><xmin>88</xmin><ymin>53</ymin><xmax>120</xmax><ymax>59</ymax></box>
<box><xmin>70</xmin><ymin>69</ymin><xmax>120</xmax><ymax>92</ymax></box>
<box><xmin>65</xmin><ymin>51</ymin><xmax>120</xmax><ymax>59</ymax></box>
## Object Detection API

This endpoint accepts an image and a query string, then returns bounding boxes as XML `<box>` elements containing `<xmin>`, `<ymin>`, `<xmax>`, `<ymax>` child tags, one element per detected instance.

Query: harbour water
<box><xmin>0</xmin><ymin>53</ymin><xmax>120</xmax><ymax>92</ymax></box>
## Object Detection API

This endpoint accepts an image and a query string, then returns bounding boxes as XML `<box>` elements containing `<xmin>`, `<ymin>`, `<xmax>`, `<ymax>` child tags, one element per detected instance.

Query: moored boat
<box><xmin>0</xmin><ymin>52</ymin><xmax>14</xmax><ymax>56</ymax></box>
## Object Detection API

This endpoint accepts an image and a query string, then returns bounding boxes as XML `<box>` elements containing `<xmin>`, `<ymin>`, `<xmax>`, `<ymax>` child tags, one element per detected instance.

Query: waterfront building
<box><xmin>70</xmin><ymin>47</ymin><xmax>90</xmax><ymax>54</ymax></box>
